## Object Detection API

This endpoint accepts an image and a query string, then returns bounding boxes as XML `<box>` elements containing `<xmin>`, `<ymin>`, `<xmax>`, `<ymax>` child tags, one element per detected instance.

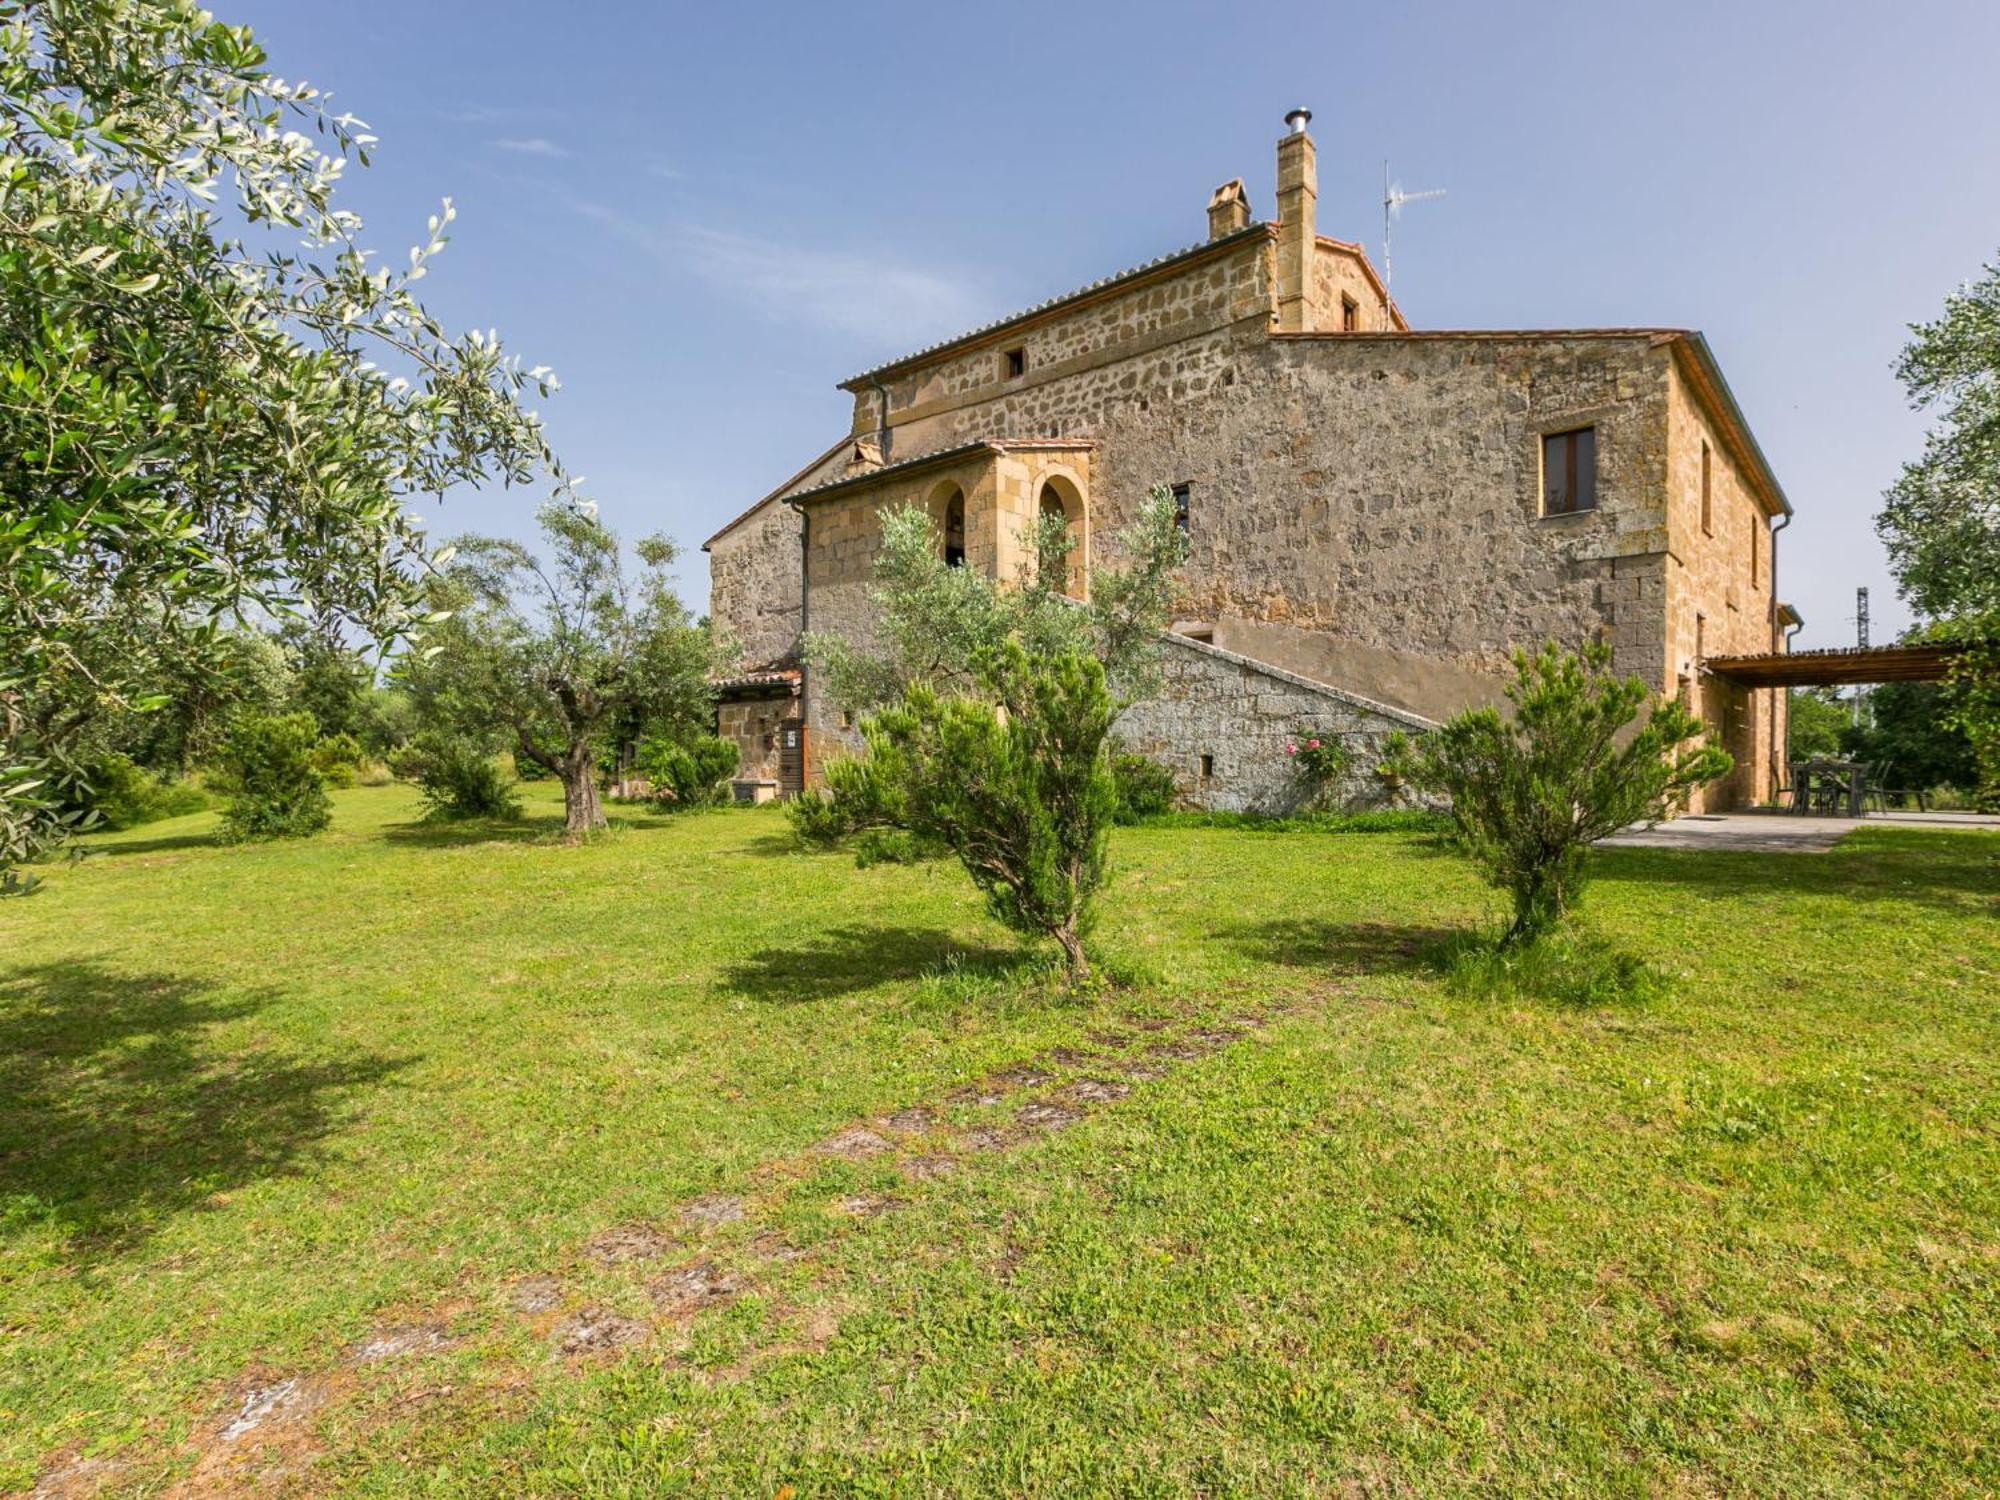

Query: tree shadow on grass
<box><xmin>1213</xmin><ymin>917</ymin><xmax>1462</xmax><ymax>977</ymax></box>
<box><xmin>0</xmin><ymin>961</ymin><xmax>406</xmax><ymax>1260</ymax></box>
<box><xmin>380</xmin><ymin>816</ymin><xmax>560</xmax><ymax>849</ymax></box>
<box><xmin>737</xmin><ymin>828</ymin><xmax>810</xmax><ymax>858</ymax></box>
<box><xmin>83</xmin><ymin>831</ymin><xmax>218</xmax><ymax>858</ymax></box>
<box><xmin>719</xmin><ymin>924</ymin><xmax>1025</xmax><ymax>1005</ymax></box>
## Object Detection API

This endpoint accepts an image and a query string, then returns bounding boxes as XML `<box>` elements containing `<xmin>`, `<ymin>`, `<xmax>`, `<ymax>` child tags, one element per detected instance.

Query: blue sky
<box><xmin>235</xmin><ymin>0</ymin><xmax>2000</xmax><ymax>649</ymax></box>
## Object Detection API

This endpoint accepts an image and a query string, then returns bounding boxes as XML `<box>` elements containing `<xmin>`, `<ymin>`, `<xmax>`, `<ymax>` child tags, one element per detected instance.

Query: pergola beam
<box><xmin>1704</xmin><ymin>642</ymin><xmax>1972</xmax><ymax>688</ymax></box>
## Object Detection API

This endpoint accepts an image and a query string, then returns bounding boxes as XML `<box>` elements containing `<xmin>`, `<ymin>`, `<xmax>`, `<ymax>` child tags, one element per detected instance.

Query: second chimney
<box><xmin>1274</xmin><ymin>108</ymin><xmax>1317</xmax><ymax>332</ymax></box>
<box><xmin>1207</xmin><ymin>179</ymin><xmax>1250</xmax><ymax>239</ymax></box>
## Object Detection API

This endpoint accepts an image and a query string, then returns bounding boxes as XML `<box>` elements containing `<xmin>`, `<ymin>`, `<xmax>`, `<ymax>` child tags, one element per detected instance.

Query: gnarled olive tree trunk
<box><xmin>517</xmin><ymin>732</ymin><xmax>607</xmax><ymax>839</ymax></box>
<box><xmin>559</xmin><ymin>746</ymin><xmax>605</xmax><ymax>837</ymax></box>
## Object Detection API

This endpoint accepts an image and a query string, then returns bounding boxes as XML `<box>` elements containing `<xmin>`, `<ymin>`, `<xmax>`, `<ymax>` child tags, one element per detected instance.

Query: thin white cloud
<box><xmin>492</xmin><ymin>137</ymin><xmax>571</xmax><ymax>160</ymax></box>
<box><xmin>564</xmin><ymin>199</ymin><xmax>991</xmax><ymax>348</ymax></box>
<box><xmin>440</xmin><ymin>104</ymin><xmax>565</xmax><ymax>126</ymax></box>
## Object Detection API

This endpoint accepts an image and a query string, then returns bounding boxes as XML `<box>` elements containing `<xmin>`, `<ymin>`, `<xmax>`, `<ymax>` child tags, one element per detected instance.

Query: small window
<box><xmin>1199</xmin><ymin>753</ymin><xmax>1214</xmax><ymax>781</ymax></box>
<box><xmin>1541</xmin><ymin>428</ymin><xmax>1596</xmax><ymax>516</ymax></box>
<box><xmin>1340</xmin><ymin>294</ymin><xmax>1359</xmax><ymax>332</ymax></box>
<box><xmin>1700</xmin><ymin>440</ymin><xmax>1713</xmax><ymax>535</ymax></box>
<box><xmin>1171</xmin><ymin>481</ymin><xmax>1192</xmax><ymax>534</ymax></box>
<box><xmin>1750</xmin><ymin>517</ymin><xmax>1760</xmax><ymax>588</ymax></box>
<box><xmin>1003</xmin><ymin>347</ymin><xmax>1025</xmax><ymax>379</ymax></box>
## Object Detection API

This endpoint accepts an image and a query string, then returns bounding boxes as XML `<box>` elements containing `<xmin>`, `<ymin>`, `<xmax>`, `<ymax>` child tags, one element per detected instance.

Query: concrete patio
<box><xmin>1600</xmin><ymin>809</ymin><xmax>2000</xmax><ymax>853</ymax></box>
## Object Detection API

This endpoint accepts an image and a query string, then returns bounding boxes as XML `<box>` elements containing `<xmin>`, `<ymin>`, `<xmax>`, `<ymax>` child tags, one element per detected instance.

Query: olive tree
<box><xmin>2</xmin><ymin>1</ymin><xmax>572</xmax><ymax>883</ymax></box>
<box><xmin>407</xmin><ymin>504</ymin><xmax>715</xmax><ymax>838</ymax></box>
<box><xmin>808</xmin><ymin>483</ymin><xmax>1190</xmax><ymax>714</ymax></box>
<box><xmin>793</xmin><ymin>486</ymin><xmax>1188</xmax><ymax>979</ymax></box>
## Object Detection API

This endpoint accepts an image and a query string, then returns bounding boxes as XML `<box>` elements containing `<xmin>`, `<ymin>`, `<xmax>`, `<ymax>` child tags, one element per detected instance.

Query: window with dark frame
<box><xmin>1700</xmin><ymin>440</ymin><xmax>1713</xmax><ymax>535</ymax></box>
<box><xmin>1541</xmin><ymin>427</ymin><xmax>1596</xmax><ymax>516</ymax></box>
<box><xmin>1171</xmin><ymin>481</ymin><xmax>1192</xmax><ymax>534</ymax></box>
<box><xmin>1003</xmin><ymin>347</ymin><xmax>1025</xmax><ymax>379</ymax></box>
<box><xmin>1751</xmin><ymin>516</ymin><xmax>1760</xmax><ymax>587</ymax></box>
<box><xmin>1340</xmin><ymin>294</ymin><xmax>1359</xmax><ymax>332</ymax></box>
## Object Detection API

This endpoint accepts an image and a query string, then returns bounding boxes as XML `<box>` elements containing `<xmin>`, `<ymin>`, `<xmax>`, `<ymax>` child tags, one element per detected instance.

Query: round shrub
<box><xmin>309</xmin><ymin>731</ymin><xmax>365</xmax><ymax>789</ymax></box>
<box><xmin>636</xmin><ymin>734</ymin><xmax>739</xmax><ymax>810</ymax></box>
<box><xmin>213</xmin><ymin>713</ymin><xmax>332</xmax><ymax>842</ymax></box>
<box><xmin>1109</xmin><ymin>749</ymin><xmax>1178</xmax><ymax>823</ymax></box>
<box><xmin>75</xmin><ymin>754</ymin><xmax>210</xmax><ymax>831</ymax></box>
<box><xmin>398</xmin><ymin>734</ymin><xmax>520</xmax><ymax>821</ymax></box>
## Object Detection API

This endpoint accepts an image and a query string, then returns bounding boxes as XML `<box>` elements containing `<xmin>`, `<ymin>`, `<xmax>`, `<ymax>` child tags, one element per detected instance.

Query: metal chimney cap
<box><xmin>1284</xmin><ymin>107</ymin><xmax>1312</xmax><ymax>134</ymax></box>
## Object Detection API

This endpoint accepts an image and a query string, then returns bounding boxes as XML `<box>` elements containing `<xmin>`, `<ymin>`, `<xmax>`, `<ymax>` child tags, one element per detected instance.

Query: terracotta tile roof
<box><xmin>786</xmin><ymin>437</ymin><xmax>1096</xmax><ymax>506</ymax></box>
<box><xmin>838</xmin><ymin>224</ymin><xmax>1272</xmax><ymax>388</ymax></box>
<box><xmin>712</xmin><ymin>666</ymin><xmax>802</xmax><ymax>694</ymax></box>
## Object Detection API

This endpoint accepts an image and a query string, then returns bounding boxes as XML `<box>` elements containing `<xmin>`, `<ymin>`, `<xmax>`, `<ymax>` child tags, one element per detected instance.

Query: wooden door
<box><xmin>777</xmin><ymin>719</ymin><xmax>807</xmax><ymax>797</ymax></box>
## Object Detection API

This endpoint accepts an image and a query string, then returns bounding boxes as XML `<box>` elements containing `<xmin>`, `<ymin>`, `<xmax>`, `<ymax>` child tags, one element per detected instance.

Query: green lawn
<box><xmin>2</xmin><ymin>786</ymin><xmax>1995</xmax><ymax>1496</ymax></box>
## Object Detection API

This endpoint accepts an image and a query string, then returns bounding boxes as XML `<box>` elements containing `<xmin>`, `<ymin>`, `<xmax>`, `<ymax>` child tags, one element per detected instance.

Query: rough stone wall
<box><xmin>1663</xmin><ymin>362</ymin><xmax>1783</xmax><ymax>808</ymax></box>
<box><xmin>708</xmin><ymin>500</ymin><xmax>803</xmax><ymax>671</ymax></box>
<box><xmin>1114</xmin><ymin>633</ymin><xmax>1433</xmax><ymax>814</ymax></box>
<box><xmin>849</xmin><ymin>235</ymin><xmax>1273</xmax><ymax>439</ymax></box>
<box><xmin>873</xmin><ymin>326</ymin><xmax>1674</xmax><ymax>719</ymax></box>
<box><xmin>717</xmin><ymin>694</ymin><xmax>793</xmax><ymax>781</ymax></box>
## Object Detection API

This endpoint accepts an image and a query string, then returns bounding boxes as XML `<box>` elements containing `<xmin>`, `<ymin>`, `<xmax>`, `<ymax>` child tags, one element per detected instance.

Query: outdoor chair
<box><xmin>1863</xmin><ymin>769</ymin><xmax>1929</xmax><ymax>813</ymax></box>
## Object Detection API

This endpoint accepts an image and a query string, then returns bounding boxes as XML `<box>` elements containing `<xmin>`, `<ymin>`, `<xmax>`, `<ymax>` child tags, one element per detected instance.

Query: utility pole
<box><xmin>1853</xmin><ymin>586</ymin><xmax>1870</xmax><ymax>728</ymax></box>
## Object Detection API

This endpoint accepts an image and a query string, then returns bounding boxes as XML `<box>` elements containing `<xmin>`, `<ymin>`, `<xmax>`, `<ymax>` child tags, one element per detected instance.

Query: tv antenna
<box><xmin>1382</xmin><ymin>161</ymin><xmax>1445</xmax><ymax>294</ymax></box>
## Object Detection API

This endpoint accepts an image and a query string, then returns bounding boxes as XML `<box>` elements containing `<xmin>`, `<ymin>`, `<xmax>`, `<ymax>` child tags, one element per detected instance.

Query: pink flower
<box><xmin>1308</xmin><ymin>739</ymin><xmax>1320</xmax><ymax>749</ymax></box>
<box><xmin>1286</xmin><ymin>744</ymin><xmax>1297</xmax><ymax>754</ymax></box>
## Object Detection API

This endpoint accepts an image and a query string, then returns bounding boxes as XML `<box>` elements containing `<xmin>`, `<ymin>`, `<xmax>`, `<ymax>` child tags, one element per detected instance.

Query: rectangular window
<box><xmin>1541</xmin><ymin>428</ymin><xmax>1596</xmax><ymax>516</ymax></box>
<box><xmin>1750</xmin><ymin>517</ymin><xmax>1760</xmax><ymax>587</ymax></box>
<box><xmin>1199</xmin><ymin>753</ymin><xmax>1214</xmax><ymax>781</ymax></box>
<box><xmin>1701</xmin><ymin>440</ymin><xmax>1713</xmax><ymax>535</ymax></box>
<box><xmin>1340</xmin><ymin>294</ymin><xmax>1359</xmax><ymax>332</ymax></box>
<box><xmin>1003</xmin><ymin>347</ymin><xmax>1025</xmax><ymax>379</ymax></box>
<box><xmin>1171</xmin><ymin>481</ymin><xmax>1192</xmax><ymax>534</ymax></box>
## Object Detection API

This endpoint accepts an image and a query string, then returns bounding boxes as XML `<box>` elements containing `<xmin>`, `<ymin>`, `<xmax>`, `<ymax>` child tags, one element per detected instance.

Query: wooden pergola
<box><xmin>1705</xmin><ymin>641</ymin><xmax>1972</xmax><ymax>688</ymax></box>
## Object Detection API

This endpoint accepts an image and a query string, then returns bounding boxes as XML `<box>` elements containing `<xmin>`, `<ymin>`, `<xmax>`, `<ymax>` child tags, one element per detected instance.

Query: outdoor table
<box><xmin>1792</xmin><ymin>758</ymin><xmax>1864</xmax><ymax>817</ymax></box>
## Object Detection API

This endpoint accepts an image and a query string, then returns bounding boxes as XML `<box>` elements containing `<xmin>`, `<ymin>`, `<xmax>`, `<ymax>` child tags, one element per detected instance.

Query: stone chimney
<box><xmin>843</xmin><ymin>436</ymin><xmax>882</xmax><ymax>476</ymax></box>
<box><xmin>1207</xmin><ymin>179</ymin><xmax>1250</xmax><ymax>239</ymax></box>
<box><xmin>1274</xmin><ymin>108</ymin><xmax>1317</xmax><ymax>332</ymax></box>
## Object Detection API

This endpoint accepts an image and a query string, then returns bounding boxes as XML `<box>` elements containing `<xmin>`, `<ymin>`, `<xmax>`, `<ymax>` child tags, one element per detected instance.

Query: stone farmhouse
<box><xmin>704</xmin><ymin>111</ymin><xmax>1796</xmax><ymax>814</ymax></box>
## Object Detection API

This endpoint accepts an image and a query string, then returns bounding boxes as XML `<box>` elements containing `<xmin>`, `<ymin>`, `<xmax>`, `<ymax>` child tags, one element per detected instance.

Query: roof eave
<box><xmin>1671</xmin><ymin>332</ymin><xmax>1794</xmax><ymax>520</ymax></box>
<box><xmin>837</xmin><ymin>224</ymin><xmax>1274</xmax><ymax>390</ymax></box>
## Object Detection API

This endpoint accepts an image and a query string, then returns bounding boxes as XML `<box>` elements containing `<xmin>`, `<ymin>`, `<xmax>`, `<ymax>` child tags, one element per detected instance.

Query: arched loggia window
<box><xmin>942</xmin><ymin>487</ymin><xmax>966</xmax><ymax>568</ymax></box>
<box><xmin>1036</xmin><ymin>477</ymin><xmax>1083</xmax><ymax>598</ymax></box>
